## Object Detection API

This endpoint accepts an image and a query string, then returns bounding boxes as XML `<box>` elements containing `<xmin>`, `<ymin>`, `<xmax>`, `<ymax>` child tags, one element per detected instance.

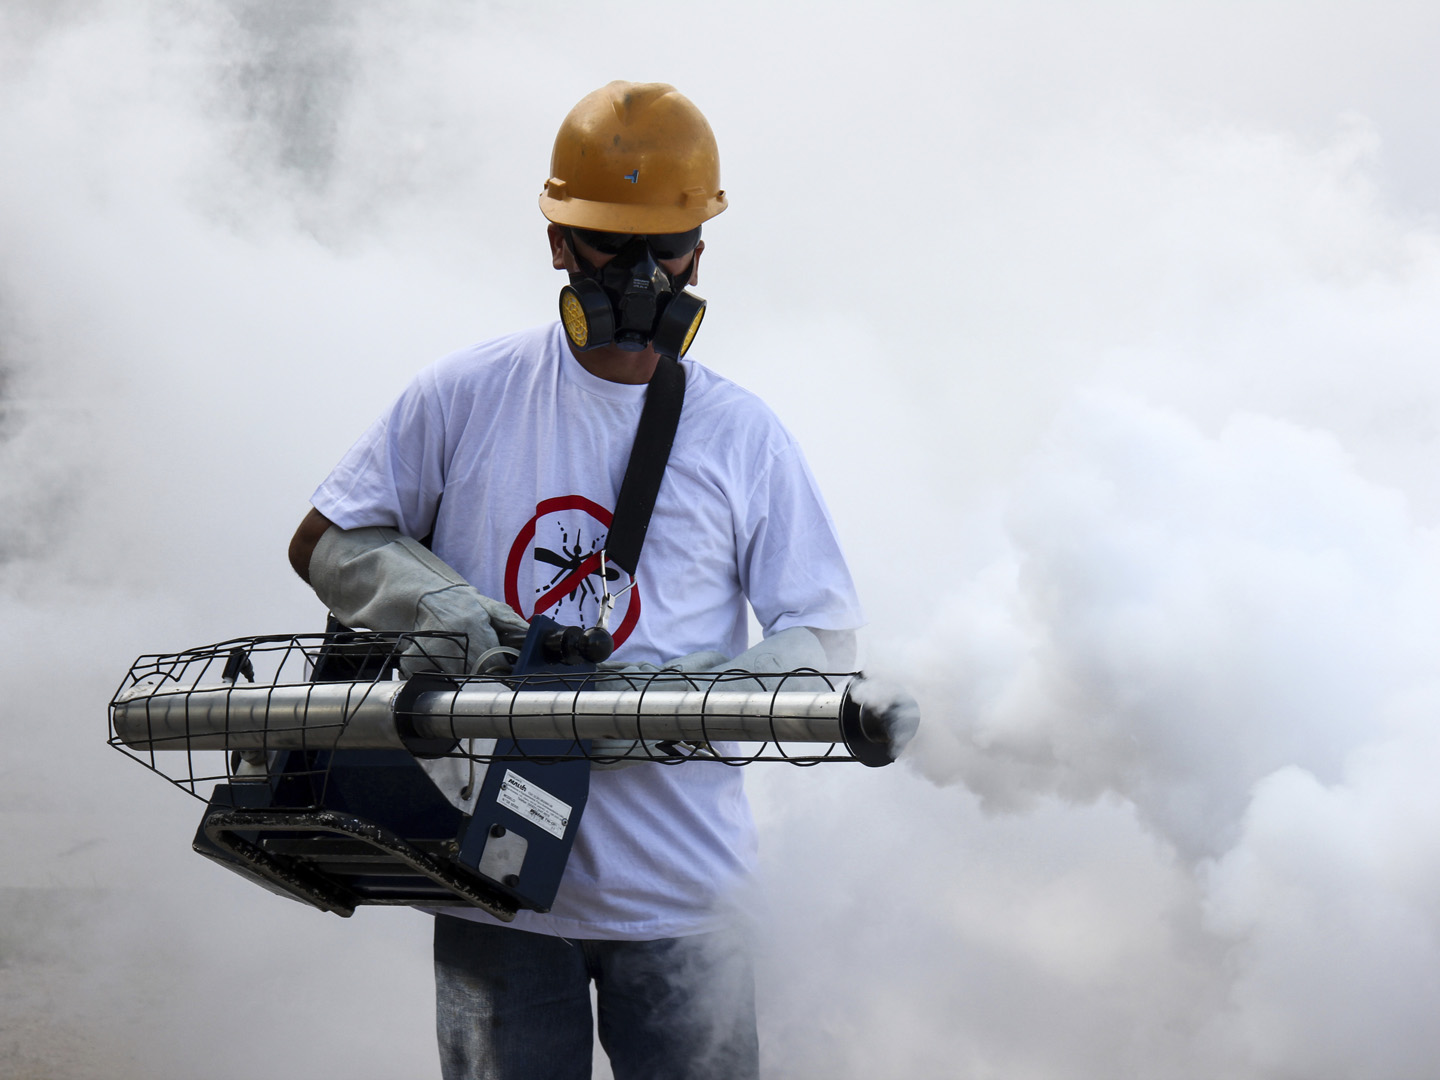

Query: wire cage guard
<box><xmin>110</xmin><ymin>632</ymin><xmax>915</xmax><ymax>779</ymax></box>
<box><xmin>108</xmin><ymin>630</ymin><xmax>918</xmax><ymax>918</ymax></box>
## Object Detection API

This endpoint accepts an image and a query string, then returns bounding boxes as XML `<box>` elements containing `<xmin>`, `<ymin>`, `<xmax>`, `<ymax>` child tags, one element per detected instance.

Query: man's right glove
<box><xmin>308</xmin><ymin>525</ymin><xmax>529</xmax><ymax>675</ymax></box>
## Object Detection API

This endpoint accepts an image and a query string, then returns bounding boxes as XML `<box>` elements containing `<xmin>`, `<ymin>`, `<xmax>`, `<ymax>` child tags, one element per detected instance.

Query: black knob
<box><xmin>541</xmin><ymin>626</ymin><xmax>583</xmax><ymax>664</ymax></box>
<box><xmin>580</xmin><ymin>626</ymin><xmax>614</xmax><ymax>663</ymax></box>
<box><xmin>542</xmin><ymin>624</ymin><xmax>613</xmax><ymax>665</ymax></box>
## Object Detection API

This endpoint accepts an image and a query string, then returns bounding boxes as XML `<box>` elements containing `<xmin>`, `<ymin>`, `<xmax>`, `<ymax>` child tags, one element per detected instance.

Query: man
<box><xmin>288</xmin><ymin>81</ymin><xmax>862</xmax><ymax>1079</ymax></box>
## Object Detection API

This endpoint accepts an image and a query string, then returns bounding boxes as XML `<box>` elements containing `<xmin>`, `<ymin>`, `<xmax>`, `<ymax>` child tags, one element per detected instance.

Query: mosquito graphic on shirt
<box><xmin>533</xmin><ymin>524</ymin><xmax>622</xmax><ymax>622</ymax></box>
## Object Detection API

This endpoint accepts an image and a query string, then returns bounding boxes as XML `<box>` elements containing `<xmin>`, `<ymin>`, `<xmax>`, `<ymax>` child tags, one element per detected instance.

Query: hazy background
<box><xmin>4</xmin><ymin>2</ymin><xmax>1440</xmax><ymax>1077</ymax></box>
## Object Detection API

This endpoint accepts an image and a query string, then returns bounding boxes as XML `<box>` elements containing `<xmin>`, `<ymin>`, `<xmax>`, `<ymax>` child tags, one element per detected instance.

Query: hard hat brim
<box><xmin>539</xmin><ymin>191</ymin><xmax>727</xmax><ymax>234</ymax></box>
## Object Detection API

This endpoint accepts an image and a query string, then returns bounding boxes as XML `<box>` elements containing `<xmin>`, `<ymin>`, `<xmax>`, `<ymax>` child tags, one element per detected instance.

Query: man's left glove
<box><xmin>589</xmin><ymin>626</ymin><xmax>835</xmax><ymax>768</ymax></box>
<box><xmin>309</xmin><ymin>525</ymin><xmax>529</xmax><ymax>675</ymax></box>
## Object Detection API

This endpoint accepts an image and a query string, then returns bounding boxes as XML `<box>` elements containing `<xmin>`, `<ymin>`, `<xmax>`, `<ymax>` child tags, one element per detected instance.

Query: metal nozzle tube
<box><xmin>404</xmin><ymin>687</ymin><xmax>849</xmax><ymax>745</ymax></box>
<box><xmin>111</xmin><ymin>677</ymin><xmax>912</xmax><ymax>765</ymax></box>
<box><xmin>111</xmin><ymin>682</ymin><xmax>408</xmax><ymax>753</ymax></box>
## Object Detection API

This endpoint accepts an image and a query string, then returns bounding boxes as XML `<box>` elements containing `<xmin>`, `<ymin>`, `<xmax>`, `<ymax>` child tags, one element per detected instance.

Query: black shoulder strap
<box><xmin>606</xmin><ymin>356</ymin><xmax>686</xmax><ymax>577</ymax></box>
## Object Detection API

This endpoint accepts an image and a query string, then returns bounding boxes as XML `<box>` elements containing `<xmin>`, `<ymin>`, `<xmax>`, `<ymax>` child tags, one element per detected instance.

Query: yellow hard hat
<box><xmin>540</xmin><ymin>81</ymin><xmax>728</xmax><ymax>234</ymax></box>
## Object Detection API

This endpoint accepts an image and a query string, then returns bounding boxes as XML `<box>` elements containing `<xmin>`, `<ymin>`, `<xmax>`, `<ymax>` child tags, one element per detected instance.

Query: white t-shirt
<box><xmin>313</xmin><ymin>322</ymin><xmax>863</xmax><ymax>938</ymax></box>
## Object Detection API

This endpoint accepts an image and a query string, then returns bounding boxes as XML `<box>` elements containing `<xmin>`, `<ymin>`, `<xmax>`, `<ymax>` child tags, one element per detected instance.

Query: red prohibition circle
<box><xmin>504</xmin><ymin>494</ymin><xmax>642</xmax><ymax>648</ymax></box>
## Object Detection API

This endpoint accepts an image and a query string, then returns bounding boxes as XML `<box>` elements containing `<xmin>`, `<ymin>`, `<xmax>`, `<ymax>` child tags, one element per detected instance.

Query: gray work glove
<box><xmin>309</xmin><ymin>525</ymin><xmax>530</xmax><ymax>675</ymax></box>
<box><xmin>589</xmin><ymin>626</ymin><xmax>834</xmax><ymax>768</ymax></box>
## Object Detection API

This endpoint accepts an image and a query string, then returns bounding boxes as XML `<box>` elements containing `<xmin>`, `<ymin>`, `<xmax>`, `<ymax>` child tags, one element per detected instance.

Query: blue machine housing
<box><xmin>191</xmin><ymin>616</ymin><xmax>594</xmax><ymax>919</ymax></box>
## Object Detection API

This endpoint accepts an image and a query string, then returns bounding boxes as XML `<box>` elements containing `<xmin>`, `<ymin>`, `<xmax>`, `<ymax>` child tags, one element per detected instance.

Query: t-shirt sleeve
<box><xmin>735</xmin><ymin>440</ymin><xmax>866</xmax><ymax>636</ymax></box>
<box><xmin>310</xmin><ymin>369</ymin><xmax>447</xmax><ymax>539</ymax></box>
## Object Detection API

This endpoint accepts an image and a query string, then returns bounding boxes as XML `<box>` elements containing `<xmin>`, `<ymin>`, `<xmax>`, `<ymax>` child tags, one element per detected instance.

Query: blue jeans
<box><xmin>433</xmin><ymin>915</ymin><xmax>759</xmax><ymax>1080</ymax></box>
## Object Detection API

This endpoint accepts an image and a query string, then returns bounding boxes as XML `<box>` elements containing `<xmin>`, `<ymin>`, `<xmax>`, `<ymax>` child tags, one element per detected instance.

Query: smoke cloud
<box><xmin>4</xmin><ymin>2</ymin><xmax>1440</xmax><ymax>1077</ymax></box>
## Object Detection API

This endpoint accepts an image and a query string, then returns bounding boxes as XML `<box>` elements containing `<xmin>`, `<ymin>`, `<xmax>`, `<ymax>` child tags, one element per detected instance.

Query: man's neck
<box><xmin>567</xmin><ymin>341</ymin><xmax>661</xmax><ymax>385</ymax></box>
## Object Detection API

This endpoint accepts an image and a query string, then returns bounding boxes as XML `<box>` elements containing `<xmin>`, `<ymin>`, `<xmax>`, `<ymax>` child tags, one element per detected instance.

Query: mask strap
<box><xmin>672</xmin><ymin>253</ymin><xmax>696</xmax><ymax>288</ymax></box>
<box><xmin>564</xmin><ymin>229</ymin><xmax>601</xmax><ymax>278</ymax></box>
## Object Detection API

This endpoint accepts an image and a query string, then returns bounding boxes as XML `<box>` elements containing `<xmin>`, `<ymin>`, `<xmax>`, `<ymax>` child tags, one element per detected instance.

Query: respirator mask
<box><xmin>558</xmin><ymin>227</ymin><xmax>707</xmax><ymax>360</ymax></box>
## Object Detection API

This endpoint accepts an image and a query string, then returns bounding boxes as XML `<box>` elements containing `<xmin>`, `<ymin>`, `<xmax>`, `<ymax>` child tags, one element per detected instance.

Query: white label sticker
<box><xmin>496</xmin><ymin>770</ymin><xmax>573</xmax><ymax>840</ymax></box>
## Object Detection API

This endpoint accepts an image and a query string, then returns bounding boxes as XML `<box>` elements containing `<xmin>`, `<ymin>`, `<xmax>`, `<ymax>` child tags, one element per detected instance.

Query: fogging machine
<box><xmin>110</xmin><ymin>617</ymin><xmax>916</xmax><ymax>919</ymax></box>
